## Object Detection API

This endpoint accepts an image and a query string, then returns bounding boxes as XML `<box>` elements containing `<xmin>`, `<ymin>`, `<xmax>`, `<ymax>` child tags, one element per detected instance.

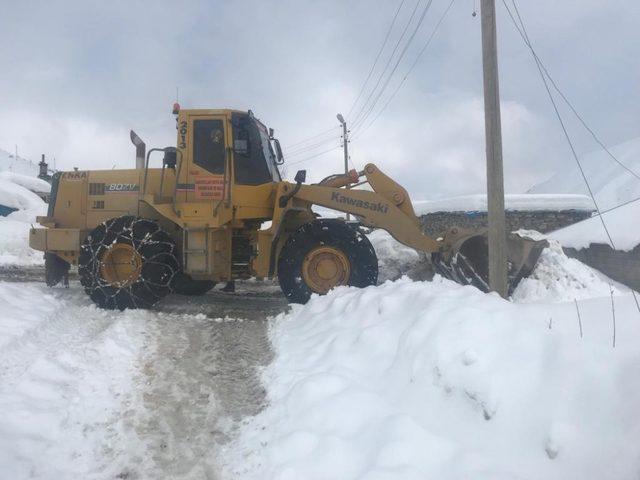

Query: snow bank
<box><xmin>0</xmin><ymin>177</ymin><xmax>45</xmax><ymax>211</ymax></box>
<box><xmin>0</xmin><ymin>281</ymin><xmax>149</xmax><ymax>479</ymax></box>
<box><xmin>549</xmin><ymin>201</ymin><xmax>640</xmax><ymax>251</ymax></box>
<box><xmin>0</xmin><ymin>178</ymin><xmax>47</xmax><ymax>265</ymax></box>
<box><xmin>413</xmin><ymin>193</ymin><xmax>594</xmax><ymax>215</ymax></box>
<box><xmin>512</xmin><ymin>241</ymin><xmax>628</xmax><ymax>302</ymax></box>
<box><xmin>225</xmin><ymin>279</ymin><xmax>640</xmax><ymax>480</ymax></box>
<box><xmin>0</xmin><ymin>171</ymin><xmax>51</xmax><ymax>193</ymax></box>
<box><xmin>367</xmin><ymin>229</ymin><xmax>420</xmax><ymax>283</ymax></box>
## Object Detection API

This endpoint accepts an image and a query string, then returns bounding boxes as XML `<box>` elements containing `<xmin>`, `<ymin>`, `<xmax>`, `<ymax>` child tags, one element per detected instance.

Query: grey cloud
<box><xmin>0</xmin><ymin>0</ymin><xmax>637</xmax><ymax>197</ymax></box>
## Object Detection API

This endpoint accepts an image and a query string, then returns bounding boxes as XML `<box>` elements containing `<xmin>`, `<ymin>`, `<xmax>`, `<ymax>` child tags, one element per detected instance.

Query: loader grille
<box><xmin>89</xmin><ymin>182</ymin><xmax>105</xmax><ymax>195</ymax></box>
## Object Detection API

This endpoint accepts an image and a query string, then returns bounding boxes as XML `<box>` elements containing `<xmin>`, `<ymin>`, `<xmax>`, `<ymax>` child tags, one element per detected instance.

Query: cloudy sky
<box><xmin>0</xmin><ymin>0</ymin><xmax>638</xmax><ymax>199</ymax></box>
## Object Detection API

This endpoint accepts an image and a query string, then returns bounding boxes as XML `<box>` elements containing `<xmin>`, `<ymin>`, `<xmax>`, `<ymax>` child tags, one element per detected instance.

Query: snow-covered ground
<box><xmin>0</xmin><ymin>282</ymin><xmax>149</xmax><ymax>479</ymax></box>
<box><xmin>2</xmin><ymin>138</ymin><xmax>639</xmax><ymax>479</ymax></box>
<box><xmin>0</xmin><ymin>172</ymin><xmax>48</xmax><ymax>265</ymax></box>
<box><xmin>0</xmin><ymin>280</ymin><xmax>283</xmax><ymax>479</ymax></box>
<box><xmin>224</xmin><ymin>271</ymin><xmax>640</xmax><ymax>479</ymax></box>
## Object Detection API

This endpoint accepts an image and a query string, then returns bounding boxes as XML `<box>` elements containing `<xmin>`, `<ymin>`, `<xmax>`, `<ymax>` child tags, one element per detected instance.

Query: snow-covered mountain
<box><xmin>528</xmin><ymin>137</ymin><xmax>640</xmax><ymax>211</ymax></box>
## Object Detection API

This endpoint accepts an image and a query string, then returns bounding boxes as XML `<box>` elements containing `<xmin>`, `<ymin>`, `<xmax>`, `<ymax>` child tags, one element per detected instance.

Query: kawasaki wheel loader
<box><xmin>29</xmin><ymin>106</ymin><xmax>545</xmax><ymax>310</ymax></box>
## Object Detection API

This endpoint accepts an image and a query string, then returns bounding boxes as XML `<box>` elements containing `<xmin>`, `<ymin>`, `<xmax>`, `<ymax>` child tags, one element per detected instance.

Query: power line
<box><xmin>286</xmin><ymin>135</ymin><xmax>340</xmax><ymax>157</ymax></box>
<box><xmin>352</xmin><ymin>0</ymin><xmax>436</xmax><ymax>132</ymax></box>
<box><xmin>346</xmin><ymin>0</ymin><xmax>407</xmax><ymax>120</ymax></box>
<box><xmin>350</xmin><ymin>0</ymin><xmax>423</xmax><ymax>126</ymax></box>
<box><xmin>504</xmin><ymin>0</ymin><xmax>640</xmax><ymax>314</ymax></box>
<box><xmin>599</xmin><ymin>195</ymin><xmax>640</xmax><ymax>215</ymax></box>
<box><xmin>354</xmin><ymin>0</ymin><xmax>456</xmax><ymax>138</ymax></box>
<box><xmin>284</xmin><ymin>126</ymin><xmax>340</xmax><ymax>150</ymax></box>
<box><xmin>287</xmin><ymin>146</ymin><xmax>342</xmax><ymax>166</ymax></box>
<box><xmin>503</xmin><ymin>0</ymin><xmax>640</xmax><ymax>183</ymax></box>
<box><xmin>502</xmin><ymin>0</ymin><xmax>615</xmax><ymax>249</ymax></box>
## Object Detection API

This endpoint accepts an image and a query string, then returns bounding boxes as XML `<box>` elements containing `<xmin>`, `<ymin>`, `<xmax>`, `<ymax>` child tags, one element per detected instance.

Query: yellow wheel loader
<box><xmin>29</xmin><ymin>106</ymin><xmax>545</xmax><ymax>310</ymax></box>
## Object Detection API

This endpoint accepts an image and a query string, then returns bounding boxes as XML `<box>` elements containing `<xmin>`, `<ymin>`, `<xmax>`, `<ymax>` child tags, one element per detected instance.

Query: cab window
<box><xmin>193</xmin><ymin>119</ymin><xmax>225</xmax><ymax>174</ymax></box>
<box><xmin>232</xmin><ymin>113</ymin><xmax>276</xmax><ymax>185</ymax></box>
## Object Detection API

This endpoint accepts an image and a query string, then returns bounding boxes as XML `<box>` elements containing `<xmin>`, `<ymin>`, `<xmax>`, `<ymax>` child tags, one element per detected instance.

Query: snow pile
<box><xmin>0</xmin><ymin>175</ymin><xmax>47</xmax><ymax>265</ymax></box>
<box><xmin>549</xmin><ymin>201</ymin><xmax>640</xmax><ymax>251</ymax></box>
<box><xmin>0</xmin><ymin>171</ymin><xmax>51</xmax><ymax>194</ymax></box>
<box><xmin>367</xmin><ymin>229</ymin><xmax>421</xmax><ymax>282</ymax></box>
<box><xmin>225</xmin><ymin>279</ymin><xmax>640</xmax><ymax>480</ymax></box>
<box><xmin>414</xmin><ymin>193</ymin><xmax>594</xmax><ymax>214</ymax></box>
<box><xmin>0</xmin><ymin>176</ymin><xmax>46</xmax><ymax>211</ymax></box>
<box><xmin>512</xmin><ymin>240</ymin><xmax>628</xmax><ymax>302</ymax></box>
<box><xmin>0</xmin><ymin>281</ymin><xmax>149</xmax><ymax>479</ymax></box>
<box><xmin>529</xmin><ymin>136</ymin><xmax>640</xmax><ymax>211</ymax></box>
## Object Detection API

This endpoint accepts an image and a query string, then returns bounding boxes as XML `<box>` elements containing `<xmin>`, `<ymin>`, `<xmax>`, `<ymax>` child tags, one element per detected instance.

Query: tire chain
<box><xmin>79</xmin><ymin>216</ymin><xmax>180</xmax><ymax>310</ymax></box>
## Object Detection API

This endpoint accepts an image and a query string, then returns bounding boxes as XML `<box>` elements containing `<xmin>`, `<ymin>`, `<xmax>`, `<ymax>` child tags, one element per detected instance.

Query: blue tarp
<box><xmin>0</xmin><ymin>204</ymin><xmax>18</xmax><ymax>217</ymax></box>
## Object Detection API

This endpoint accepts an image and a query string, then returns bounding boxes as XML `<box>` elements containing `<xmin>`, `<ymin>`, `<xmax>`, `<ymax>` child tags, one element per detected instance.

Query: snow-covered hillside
<box><xmin>549</xmin><ymin>201</ymin><xmax>640</xmax><ymax>252</ymax></box>
<box><xmin>528</xmin><ymin>136</ymin><xmax>640</xmax><ymax>211</ymax></box>
<box><xmin>525</xmin><ymin>137</ymin><xmax>640</xmax><ymax>251</ymax></box>
<box><xmin>0</xmin><ymin>148</ymin><xmax>41</xmax><ymax>177</ymax></box>
<box><xmin>225</xmin><ymin>272</ymin><xmax>640</xmax><ymax>480</ymax></box>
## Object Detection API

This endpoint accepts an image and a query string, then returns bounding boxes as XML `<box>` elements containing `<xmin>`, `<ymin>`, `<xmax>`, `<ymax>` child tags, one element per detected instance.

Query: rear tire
<box><xmin>277</xmin><ymin>219</ymin><xmax>378</xmax><ymax>304</ymax></box>
<box><xmin>79</xmin><ymin>216</ymin><xmax>179</xmax><ymax>310</ymax></box>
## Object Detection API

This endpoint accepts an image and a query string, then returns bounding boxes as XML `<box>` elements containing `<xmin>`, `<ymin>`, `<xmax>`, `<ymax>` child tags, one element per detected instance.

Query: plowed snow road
<box><xmin>0</xmin><ymin>268</ymin><xmax>288</xmax><ymax>480</ymax></box>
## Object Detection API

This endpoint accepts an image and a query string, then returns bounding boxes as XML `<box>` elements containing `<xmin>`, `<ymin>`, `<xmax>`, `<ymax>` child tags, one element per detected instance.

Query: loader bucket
<box><xmin>431</xmin><ymin>229</ymin><xmax>548</xmax><ymax>296</ymax></box>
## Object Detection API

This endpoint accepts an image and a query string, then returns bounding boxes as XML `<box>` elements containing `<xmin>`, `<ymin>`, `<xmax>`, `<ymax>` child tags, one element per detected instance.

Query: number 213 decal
<box><xmin>179</xmin><ymin>121</ymin><xmax>187</xmax><ymax>149</ymax></box>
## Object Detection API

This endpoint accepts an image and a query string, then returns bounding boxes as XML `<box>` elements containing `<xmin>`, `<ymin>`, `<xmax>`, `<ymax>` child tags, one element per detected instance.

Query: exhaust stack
<box><xmin>130</xmin><ymin>130</ymin><xmax>146</xmax><ymax>169</ymax></box>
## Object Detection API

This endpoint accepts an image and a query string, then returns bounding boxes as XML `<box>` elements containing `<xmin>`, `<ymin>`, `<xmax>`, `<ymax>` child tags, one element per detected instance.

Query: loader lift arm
<box><xmin>292</xmin><ymin>163</ymin><xmax>441</xmax><ymax>253</ymax></box>
<box><xmin>282</xmin><ymin>163</ymin><xmax>546</xmax><ymax>295</ymax></box>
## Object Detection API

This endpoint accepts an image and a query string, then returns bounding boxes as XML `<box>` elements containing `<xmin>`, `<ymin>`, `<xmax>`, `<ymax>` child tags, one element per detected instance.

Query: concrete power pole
<box><xmin>480</xmin><ymin>0</ymin><xmax>508</xmax><ymax>297</ymax></box>
<box><xmin>336</xmin><ymin>113</ymin><xmax>350</xmax><ymax>220</ymax></box>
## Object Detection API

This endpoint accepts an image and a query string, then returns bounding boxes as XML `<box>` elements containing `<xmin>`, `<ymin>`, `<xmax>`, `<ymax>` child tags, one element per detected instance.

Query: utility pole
<box><xmin>480</xmin><ymin>0</ymin><xmax>508</xmax><ymax>297</ymax></box>
<box><xmin>336</xmin><ymin>113</ymin><xmax>350</xmax><ymax>220</ymax></box>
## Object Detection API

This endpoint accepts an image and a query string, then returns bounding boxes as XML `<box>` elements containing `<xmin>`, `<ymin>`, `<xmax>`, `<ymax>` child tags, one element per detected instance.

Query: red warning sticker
<box><xmin>195</xmin><ymin>176</ymin><xmax>225</xmax><ymax>200</ymax></box>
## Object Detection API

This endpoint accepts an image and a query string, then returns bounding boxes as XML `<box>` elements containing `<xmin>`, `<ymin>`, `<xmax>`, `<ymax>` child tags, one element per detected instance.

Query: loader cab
<box><xmin>175</xmin><ymin>108</ymin><xmax>282</xmax><ymax>205</ymax></box>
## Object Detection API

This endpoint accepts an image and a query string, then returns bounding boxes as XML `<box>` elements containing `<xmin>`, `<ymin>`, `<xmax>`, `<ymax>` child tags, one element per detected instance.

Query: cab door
<box><xmin>177</xmin><ymin>114</ymin><xmax>229</xmax><ymax>205</ymax></box>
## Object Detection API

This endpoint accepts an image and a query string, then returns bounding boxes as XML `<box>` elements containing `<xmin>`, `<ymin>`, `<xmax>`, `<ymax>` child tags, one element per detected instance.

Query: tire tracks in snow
<box><xmin>114</xmin><ymin>285</ymin><xmax>287</xmax><ymax>479</ymax></box>
<box><xmin>0</xmin><ymin>283</ymin><xmax>114</xmax><ymax>389</ymax></box>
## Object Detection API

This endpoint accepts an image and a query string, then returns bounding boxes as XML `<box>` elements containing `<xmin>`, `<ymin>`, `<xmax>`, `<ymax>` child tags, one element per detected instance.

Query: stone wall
<box><xmin>420</xmin><ymin>210</ymin><xmax>593</xmax><ymax>237</ymax></box>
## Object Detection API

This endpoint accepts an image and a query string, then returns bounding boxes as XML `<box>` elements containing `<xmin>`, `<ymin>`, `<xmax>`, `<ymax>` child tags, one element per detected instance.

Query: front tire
<box><xmin>79</xmin><ymin>216</ymin><xmax>179</xmax><ymax>310</ymax></box>
<box><xmin>277</xmin><ymin>220</ymin><xmax>378</xmax><ymax>304</ymax></box>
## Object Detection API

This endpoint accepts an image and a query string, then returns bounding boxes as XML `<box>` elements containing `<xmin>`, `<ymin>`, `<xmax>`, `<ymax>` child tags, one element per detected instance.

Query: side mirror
<box><xmin>294</xmin><ymin>170</ymin><xmax>306</xmax><ymax>184</ymax></box>
<box><xmin>274</xmin><ymin>138</ymin><xmax>284</xmax><ymax>165</ymax></box>
<box><xmin>269</xmin><ymin>127</ymin><xmax>275</xmax><ymax>139</ymax></box>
